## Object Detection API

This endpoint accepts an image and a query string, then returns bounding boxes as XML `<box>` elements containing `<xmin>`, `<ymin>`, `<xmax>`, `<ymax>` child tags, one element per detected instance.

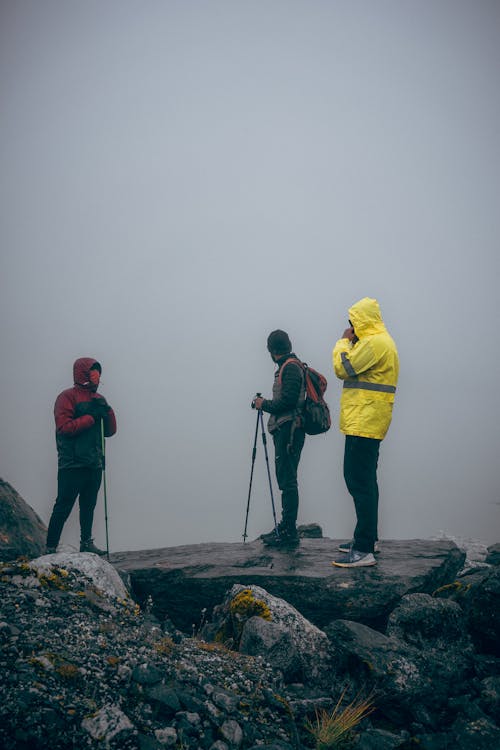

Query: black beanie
<box><xmin>267</xmin><ymin>330</ymin><xmax>292</xmax><ymax>355</ymax></box>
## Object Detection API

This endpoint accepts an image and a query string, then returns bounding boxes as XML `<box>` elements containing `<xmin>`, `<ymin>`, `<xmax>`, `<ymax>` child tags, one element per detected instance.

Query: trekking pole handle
<box><xmin>251</xmin><ymin>392</ymin><xmax>262</xmax><ymax>409</ymax></box>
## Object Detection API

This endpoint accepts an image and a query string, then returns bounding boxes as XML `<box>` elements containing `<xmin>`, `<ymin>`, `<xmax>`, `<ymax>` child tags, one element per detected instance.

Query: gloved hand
<box><xmin>89</xmin><ymin>397</ymin><xmax>110</xmax><ymax>420</ymax></box>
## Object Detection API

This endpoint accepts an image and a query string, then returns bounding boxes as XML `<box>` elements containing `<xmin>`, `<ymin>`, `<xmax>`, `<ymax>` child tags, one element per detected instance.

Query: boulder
<box><xmin>0</xmin><ymin>478</ymin><xmax>47</xmax><ymax>561</ymax></box>
<box><xmin>204</xmin><ymin>584</ymin><xmax>332</xmax><ymax>685</ymax></box>
<box><xmin>111</xmin><ymin>538</ymin><xmax>465</xmax><ymax>634</ymax></box>
<box><xmin>486</xmin><ymin>543</ymin><xmax>500</xmax><ymax>566</ymax></box>
<box><xmin>325</xmin><ymin>607</ymin><xmax>474</xmax><ymax>730</ymax></box>
<box><xmin>436</xmin><ymin>566</ymin><xmax>500</xmax><ymax>657</ymax></box>
<box><xmin>386</xmin><ymin>592</ymin><xmax>473</xmax><ymax>665</ymax></box>
<box><xmin>29</xmin><ymin>551</ymin><xmax>131</xmax><ymax>601</ymax></box>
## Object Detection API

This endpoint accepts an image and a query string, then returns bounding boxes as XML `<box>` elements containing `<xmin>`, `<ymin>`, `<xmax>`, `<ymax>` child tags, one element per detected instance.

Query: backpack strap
<box><xmin>277</xmin><ymin>357</ymin><xmax>305</xmax><ymax>385</ymax></box>
<box><xmin>277</xmin><ymin>358</ymin><xmax>307</xmax><ymax>451</ymax></box>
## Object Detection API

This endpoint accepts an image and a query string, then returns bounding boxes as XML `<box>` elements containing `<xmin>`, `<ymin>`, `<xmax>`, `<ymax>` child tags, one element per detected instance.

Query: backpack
<box><xmin>280</xmin><ymin>358</ymin><xmax>332</xmax><ymax>435</ymax></box>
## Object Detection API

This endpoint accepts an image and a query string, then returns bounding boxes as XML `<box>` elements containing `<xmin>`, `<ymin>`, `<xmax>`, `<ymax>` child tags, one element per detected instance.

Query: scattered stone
<box><xmin>81</xmin><ymin>704</ymin><xmax>134</xmax><ymax>743</ymax></box>
<box><xmin>219</xmin><ymin>719</ymin><xmax>243</xmax><ymax>747</ymax></box>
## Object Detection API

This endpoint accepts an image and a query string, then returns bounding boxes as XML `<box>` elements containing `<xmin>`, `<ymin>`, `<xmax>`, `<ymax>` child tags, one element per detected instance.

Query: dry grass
<box><xmin>305</xmin><ymin>688</ymin><xmax>375</xmax><ymax>749</ymax></box>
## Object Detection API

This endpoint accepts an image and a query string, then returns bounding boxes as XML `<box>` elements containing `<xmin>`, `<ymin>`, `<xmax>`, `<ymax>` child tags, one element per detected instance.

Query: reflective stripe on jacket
<box><xmin>332</xmin><ymin>298</ymin><xmax>399</xmax><ymax>440</ymax></box>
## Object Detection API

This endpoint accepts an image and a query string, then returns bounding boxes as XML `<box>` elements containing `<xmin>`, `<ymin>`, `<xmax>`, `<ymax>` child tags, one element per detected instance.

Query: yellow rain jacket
<box><xmin>333</xmin><ymin>298</ymin><xmax>399</xmax><ymax>440</ymax></box>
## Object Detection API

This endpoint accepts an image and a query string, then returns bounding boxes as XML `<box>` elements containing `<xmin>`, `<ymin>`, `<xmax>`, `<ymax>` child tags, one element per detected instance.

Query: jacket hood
<box><xmin>73</xmin><ymin>357</ymin><xmax>101</xmax><ymax>388</ymax></box>
<box><xmin>348</xmin><ymin>298</ymin><xmax>386</xmax><ymax>337</ymax></box>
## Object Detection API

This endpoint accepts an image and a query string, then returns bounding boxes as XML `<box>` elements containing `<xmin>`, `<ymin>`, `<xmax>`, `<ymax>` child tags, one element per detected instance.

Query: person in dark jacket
<box><xmin>46</xmin><ymin>357</ymin><xmax>117</xmax><ymax>555</ymax></box>
<box><xmin>253</xmin><ymin>330</ymin><xmax>306</xmax><ymax>548</ymax></box>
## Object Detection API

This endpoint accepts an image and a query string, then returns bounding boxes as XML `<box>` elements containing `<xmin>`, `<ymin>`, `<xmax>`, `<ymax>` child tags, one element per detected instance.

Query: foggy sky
<box><xmin>1</xmin><ymin>0</ymin><xmax>499</xmax><ymax>551</ymax></box>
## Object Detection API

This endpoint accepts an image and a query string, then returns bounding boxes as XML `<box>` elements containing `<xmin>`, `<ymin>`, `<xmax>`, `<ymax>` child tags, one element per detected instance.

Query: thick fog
<box><xmin>1</xmin><ymin>1</ymin><xmax>499</xmax><ymax>551</ymax></box>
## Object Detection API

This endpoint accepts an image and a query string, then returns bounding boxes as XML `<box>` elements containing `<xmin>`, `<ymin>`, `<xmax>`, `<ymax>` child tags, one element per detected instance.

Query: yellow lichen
<box><xmin>433</xmin><ymin>581</ymin><xmax>469</xmax><ymax>597</ymax></box>
<box><xmin>229</xmin><ymin>589</ymin><xmax>272</xmax><ymax>622</ymax></box>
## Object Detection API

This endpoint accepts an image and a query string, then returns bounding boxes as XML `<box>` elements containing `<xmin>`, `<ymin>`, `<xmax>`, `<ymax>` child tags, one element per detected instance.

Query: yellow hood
<box><xmin>349</xmin><ymin>298</ymin><xmax>386</xmax><ymax>338</ymax></box>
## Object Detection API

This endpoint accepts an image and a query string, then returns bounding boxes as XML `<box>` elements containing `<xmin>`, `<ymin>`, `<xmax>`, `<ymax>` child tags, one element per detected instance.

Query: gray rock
<box><xmin>143</xmin><ymin>683</ymin><xmax>182</xmax><ymax>718</ymax></box>
<box><xmin>131</xmin><ymin>664</ymin><xmax>163</xmax><ymax>685</ymax></box>
<box><xmin>155</xmin><ymin>726</ymin><xmax>178</xmax><ymax>746</ymax></box>
<box><xmin>0</xmin><ymin>478</ymin><xmax>47</xmax><ymax>561</ymax></box>
<box><xmin>297</xmin><ymin>523</ymin><xmax>323</xmax><ymax>538</ymax></box>
<box><xmin>219</xmin><ymin>719</ymin><xmax>243</xmax><ymax>747</ymax></box>
<box><xmin>459</xmin><ymin>567</ymin><xmax>500</xmax><ymax>656</ymax></box>
<box><xmin>210</xmin><ymin>584</ymin><xmax>332</xmax><ymax>686</ymax></box>
<box><xmin>451</xmin><ymin>715</ymin><xmax>500</xmax><ymax>749</ymax></box>
<box><xmin>479</xmin><ymin>676</ymin><xmax>500</xmax><ymax>722</ymax></box>
<box><xmin>211</xmin><ymin>689</ymin><xmax>240</xmax><ymax>713</ymax></box>
<box><xmin>353</xmin><ymin>727</ymin><xmax>407</xmax><ymax>749</ymax></box>
<box><xmin>81</xmin><ymin>704</ymin><xmax>134</xmax><ymax>742</ymax></box>
<box><xmin>239</xmin><ymin>616</ymin><xmax>302</xmax><ymax>683</ymax></box>
<box><xmin>386</xmin><ymin>593</ymin><xmax>474</xmax><ymax>708</ymax></box>
<box><xmin>111</xmin><ymin>538</ymin><xmax>465</xmax><ymax>633</ymax></box>
<box><xmin>387</xmin><ymin>593</ymin><xmax>466</xmax><ymax>648</ymax></box>
<box><xmin>486</xmin><ymin>543</ymin><xmax>500</xmax><ymax>566</ymax></box>
<box><xmin>30</xmin><ymin>551</ymin><xmax>131</xmax><ymax>601</ymax></box>
<box><xmin>326</xmin><ymin>619</ymin><xmax>436</xmax><ymax>725</ymax></box>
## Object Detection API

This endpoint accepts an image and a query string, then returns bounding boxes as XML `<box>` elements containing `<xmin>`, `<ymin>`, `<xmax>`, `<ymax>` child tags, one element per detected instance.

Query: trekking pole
<box><xmin>258</xmin><ymin>409</ymin><xmax>279</xmax><ymax>538</ymax></box>
<box><xmin>243</xmin><ymin>406</ymin><xmax>261</xmax><ymax>543</ymax></box>
<box><xmin>101</xmin><ymin>420</ymin><xmax>110</xmax><ymax>560</ymax></box>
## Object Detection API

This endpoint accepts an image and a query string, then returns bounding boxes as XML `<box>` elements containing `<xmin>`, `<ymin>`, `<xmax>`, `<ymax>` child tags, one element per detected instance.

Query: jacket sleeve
<box><xmin>261</xmin><ymin>362</ymin><xmax>303</xmax><ymax>414</ymax></box>
<box><xmin>103</xmin><ymin>407</ymin><xmax>117</xmax><ymax>437</ymax></box>
<box><xmin>55</xmin><ymin>393</ymin><xmax>95</xmax><ymax>436</ymax></box>
<box><xmin>333</xmin><ymin>338</ymin><xmax>379</xmax><ymax>380</ymax></box>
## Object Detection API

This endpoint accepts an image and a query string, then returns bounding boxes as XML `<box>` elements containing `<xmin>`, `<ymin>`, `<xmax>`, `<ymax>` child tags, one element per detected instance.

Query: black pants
<box><xmin>343</xmin><ymin>435</ymin><xmax>381</xmax><ymax>553</ymax></box>
<box><xmin>273</xmin><ymin>421</ymin><xmax>306</xmax><ymax>531</ymax></box>
<box><xmin>46</xmin><ymin>468</ymin><xmax>102</xmax><ymax>548</ymax></box>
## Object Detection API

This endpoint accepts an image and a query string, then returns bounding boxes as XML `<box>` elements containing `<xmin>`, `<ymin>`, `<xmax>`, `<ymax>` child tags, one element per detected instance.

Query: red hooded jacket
<box><xmin>55</xmin><ymin>357</ymin><xmax>117</xmax><ymax>469</ymax></box>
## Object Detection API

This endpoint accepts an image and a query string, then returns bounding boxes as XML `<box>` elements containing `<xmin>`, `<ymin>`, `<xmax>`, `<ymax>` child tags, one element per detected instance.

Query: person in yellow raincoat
<box><xmin>331</xmin><ymin>298</ymin><xmax>399</xmax><ymax>568</ymax></box>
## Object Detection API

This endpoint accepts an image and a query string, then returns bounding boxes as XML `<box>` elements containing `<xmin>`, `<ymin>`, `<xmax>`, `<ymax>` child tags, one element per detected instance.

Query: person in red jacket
<box><xmin>46</xmin><ymin>357</ymin><xmax>117</xmax><ymax>554</ymax></box>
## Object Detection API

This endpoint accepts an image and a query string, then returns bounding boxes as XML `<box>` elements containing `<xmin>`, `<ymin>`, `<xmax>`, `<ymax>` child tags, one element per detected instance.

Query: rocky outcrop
<box><xmin>111</xmin><ymin>538</ymin><xmax>466</xmax><ymax>633</ymax></box>
<box><xmin>435</xmin><ymin>565</ymin><xmax>500</xmax><ymax>657</ymax></box>
<box><xmin>1</xmin><ymin>483</ymin><xmax>499</xmax><ymax>749</ymax></box>
<box><xmin>203</xmin><ymin>584</ymin><xmax>332</xmax><ymax>686</ymax></box>
<box><xmin>0</xmin><ymin>555</ymin><xmax>299</xmax><ymax>750</ymax></box>
<box><xmin>0</xmin><ymin>478</ymin><xmax>47</xmax><ymax>561</ymax></box>
<box><xmin>1</xmin><ymin>545</ymin><xmax>500</xmax><ymax>749</ymax></box>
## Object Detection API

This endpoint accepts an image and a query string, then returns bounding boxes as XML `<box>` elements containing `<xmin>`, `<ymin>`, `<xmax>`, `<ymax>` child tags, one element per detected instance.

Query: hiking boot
<box><xmin>260</xmin><ymin>527</ymin><xmax>281</xmax><ymax>544</ymax></box>
<box><xmin>331</xmin><ymin>548</ymin><xmax>377</xmax><ymax>568</ymax></box>
<box><xmin>260</xmin><ymin>521</ymin><xmax>288</xmax><ymax>544</ymax></box>
<box><xmin>338</xmin><ymin>540</ymin><xmax>380</xmax><ymax>554</ymax></box>
<box><xmin>262</xmin><ymin>526</ymin><xmax>299</xmax><ymax>549</ymax></box>
<box><xmin>80</xmin><ymin>538</ymin><xmax>107</xmax><ymax>556</ymax></box>
<box><xmin>45</xmin><ymin>546</ymin><xmax>58</xmax><ymax>555</ymax></box>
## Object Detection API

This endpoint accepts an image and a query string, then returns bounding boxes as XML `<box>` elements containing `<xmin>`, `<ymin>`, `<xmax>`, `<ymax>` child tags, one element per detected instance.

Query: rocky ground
<box><xmin>0</xmin><ymin>555</ymin><xmax>305</xmax><ymax>750</ymax></box>
<box><xmin>1</xmin><ymin>547</ymin><xmax>500</xmax><ymax>750</ymax></box>
<box><xmin>1</xmin><ymin>481</ymin><xmax>499</xmax><ymax>750</ymax></box>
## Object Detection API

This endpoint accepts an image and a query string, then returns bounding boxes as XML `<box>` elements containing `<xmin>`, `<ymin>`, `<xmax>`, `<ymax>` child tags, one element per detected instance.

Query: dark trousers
<box><xmin>273</xmin><ymin>421</ymin><xmax>306</xmax><ymax>531</ymax></box>
<box><xmin>46</xmin><ymin>468</ymin><xmax>102</xmax><ymax>548</ymax></box>
<box><xmin>343</xmin><ymin>435</ymin><xmax>381</xmax><ymax>553</ymax></box>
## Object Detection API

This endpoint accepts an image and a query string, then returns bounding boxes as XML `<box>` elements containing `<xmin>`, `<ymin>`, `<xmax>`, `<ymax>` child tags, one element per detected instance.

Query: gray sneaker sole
<box><xmin>331</xmin><ymin>553</ymin><xmax>377</xmax><ymax>568</ymax></box>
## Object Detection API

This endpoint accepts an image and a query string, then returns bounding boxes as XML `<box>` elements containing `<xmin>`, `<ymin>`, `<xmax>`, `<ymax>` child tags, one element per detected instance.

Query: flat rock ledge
<box><xmin>110</xmin><ymin>538</ymin><xmax>465</xmax><ymax>633</ymax></box>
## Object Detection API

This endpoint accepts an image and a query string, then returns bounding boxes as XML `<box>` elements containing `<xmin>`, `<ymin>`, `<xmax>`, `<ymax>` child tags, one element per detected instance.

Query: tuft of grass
<box><xmin>195</xmin><ymin>639</ymin><xmax>233</xmax><ymax>654</ymax></box>
<box><xmin>153</xmin><ymin>636</ymin><xmax>175</xmax><ymax>655</ymax></box>
<box><xmin>55</xmin><ymin>662</ymin><xmax>81</xmax><ymax>681</ymax></box>
<box><xmin>305</xmin><ymin>688</ymin><xmax>375</xmax><ymax>749</ymax></box>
